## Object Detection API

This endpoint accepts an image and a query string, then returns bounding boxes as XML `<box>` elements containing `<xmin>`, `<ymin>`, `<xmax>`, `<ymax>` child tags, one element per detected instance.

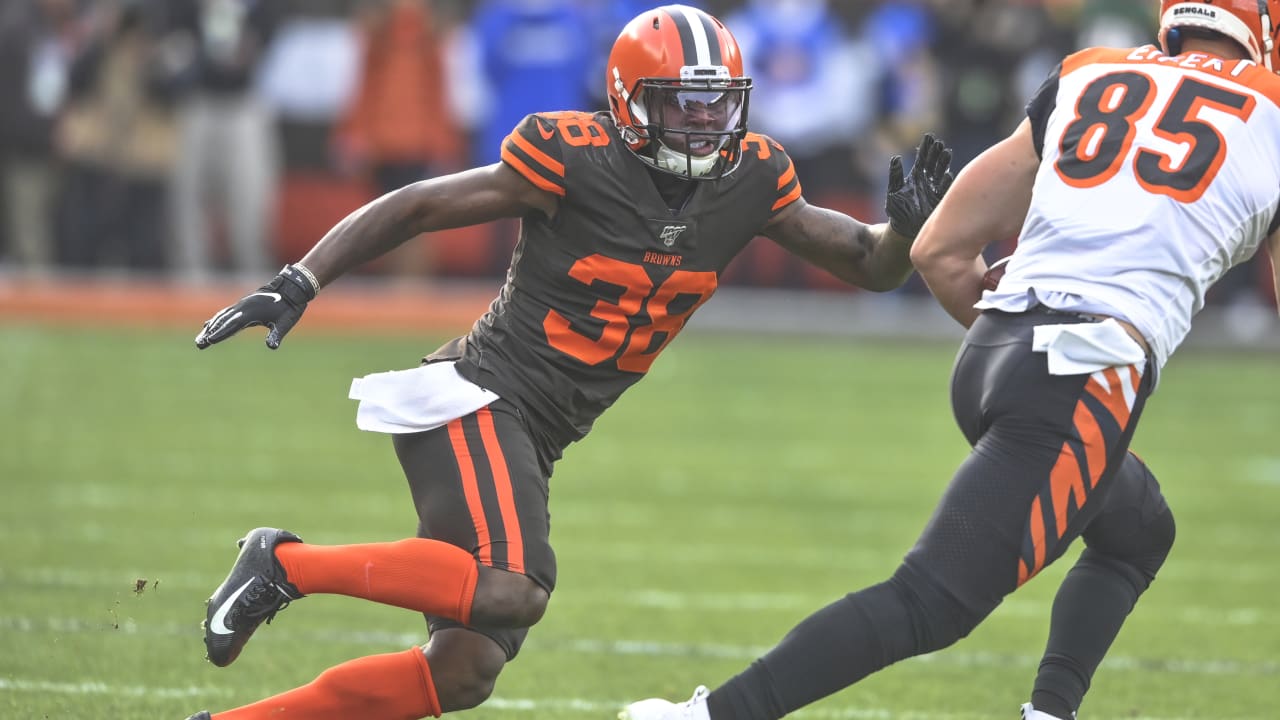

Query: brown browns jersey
<box><xmin>431</xmin><ymin>110</ymin><xmax>801</xmax><ymax>466</ymax></box>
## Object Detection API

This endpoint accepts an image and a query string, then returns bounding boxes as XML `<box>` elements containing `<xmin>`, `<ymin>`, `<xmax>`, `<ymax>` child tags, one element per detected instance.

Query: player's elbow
<box><xmin>909</xmin><ymin>234</ymin><xmax>944</xmax><ymax>275</ymax></box>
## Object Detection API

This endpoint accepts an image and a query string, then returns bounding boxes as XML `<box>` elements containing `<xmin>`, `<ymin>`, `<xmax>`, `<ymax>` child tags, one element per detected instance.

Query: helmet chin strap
<box><xmin>653</xmin><ymin>139</ymin><xmax>720</xmax><ymax>177</ymax></box>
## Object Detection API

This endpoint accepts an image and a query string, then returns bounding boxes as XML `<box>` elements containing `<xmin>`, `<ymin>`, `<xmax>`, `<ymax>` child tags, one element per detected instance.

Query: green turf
<box><xmin>1</xmin><ymin>322</ymin><xmax>1276</xmax><ymax>719</ymax></box>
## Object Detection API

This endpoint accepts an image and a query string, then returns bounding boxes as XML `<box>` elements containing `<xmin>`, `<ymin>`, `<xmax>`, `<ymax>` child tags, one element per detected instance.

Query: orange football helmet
<box><xmin>1159</xmin><ymin>0</ymin><xmax>1280</xmax><ymax>71</ymax></box>
<box><xmin>606</xmin><ymin>4</ymin><xmax>751</xmax><ymax>180</ymax></box>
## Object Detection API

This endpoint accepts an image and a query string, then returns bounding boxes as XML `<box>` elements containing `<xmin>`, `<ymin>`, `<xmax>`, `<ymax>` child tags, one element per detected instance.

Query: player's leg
<box><xmin>191</xmin><ymin>646</ymin><xmax>443</xmax><ymax>720</ymax></box>
<box><xmin>1025</xmin><ymin>452</ymin><xmax>1175</xmax><ymax>720</ymax></box>
<box><xmin>397</xmin><ymin>398</ymin><xmax>557</xmax><ymax>710</ymax></box>
<box><xmin>190</xmin><ymin>400</ymin><xmax>556</xmax><ymax>718</ymax></box>
<box><xmin>258</xmin><ymin>398</ymin><xmax>554</xmax><ymax>622</ymax></box>
<box><xmin>187</xmin><ymin>633</ymin><xmax>514</xmax><ymax>719</ymax></box>
<box><xmin>199</xmin><ymin>403</ymin><xmax>547</xmax><ymax>667</ymax></box>
<box><xmin>682</xmin><ymin>312</ymin><xmax>1153</xmax><ymax>720</ymax></box>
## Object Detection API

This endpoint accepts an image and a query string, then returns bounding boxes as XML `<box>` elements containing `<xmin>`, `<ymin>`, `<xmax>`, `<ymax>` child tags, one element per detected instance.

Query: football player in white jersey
<box><xmin>621</xmin><ymin>3</ymin><xmax>1280</xmax><ymax>720</ymax></box>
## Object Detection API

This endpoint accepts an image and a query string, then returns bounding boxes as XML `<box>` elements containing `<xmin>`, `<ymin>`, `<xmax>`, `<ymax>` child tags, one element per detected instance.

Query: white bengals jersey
<box><xmin>979</xmin><ymin>45</ymin><xmax>1280</xmax><ymax>369</ymax></box>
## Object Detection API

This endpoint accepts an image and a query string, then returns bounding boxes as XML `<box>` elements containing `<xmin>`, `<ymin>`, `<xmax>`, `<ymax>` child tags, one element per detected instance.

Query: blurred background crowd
<box><xmin>0</xmin><ymin>0</ymin><xmax>1273</xmax><ymax>314</ymax></box>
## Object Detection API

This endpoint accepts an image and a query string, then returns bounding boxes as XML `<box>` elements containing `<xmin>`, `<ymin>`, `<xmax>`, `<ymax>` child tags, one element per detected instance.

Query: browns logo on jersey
<box><xmin>428</xmin><ymin>110</ymin><xmax>801</xmax><ymax>464</ymax></box>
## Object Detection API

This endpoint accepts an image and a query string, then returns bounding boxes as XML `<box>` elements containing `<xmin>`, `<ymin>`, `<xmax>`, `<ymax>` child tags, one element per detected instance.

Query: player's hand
<box><xmin>194</xmin><ymin>264</ymin><xmax>318</xmax><ymax>350</ymax></box>
<box><xmin>884</xmin><ymin>132</ymin><xmax>954</xmax><ymax>239</ymax></box>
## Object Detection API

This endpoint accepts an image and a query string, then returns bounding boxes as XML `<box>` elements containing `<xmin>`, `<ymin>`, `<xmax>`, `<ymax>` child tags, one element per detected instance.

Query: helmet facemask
<box><xmin>622</xmin><ymin>67</ymin><xmax>752</xmax><ymax>180</ymax></box>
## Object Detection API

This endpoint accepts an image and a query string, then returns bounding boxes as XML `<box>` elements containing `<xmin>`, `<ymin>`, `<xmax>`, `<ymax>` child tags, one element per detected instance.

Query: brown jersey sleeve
<box><xmin>742</xmin><ymin>133</ymin><xmax>803</xmax><ymax>217</ymax></box>
<box><xmin>501</xmin><ymin>113</ymin><xmax>568</xmax><ymax>197</ymax></box>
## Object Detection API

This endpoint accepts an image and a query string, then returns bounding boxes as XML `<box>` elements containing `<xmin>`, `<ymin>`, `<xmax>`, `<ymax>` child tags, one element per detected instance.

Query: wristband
<box><xmin>289</xmin><ymin>263</ymin><xmax>321</xmax><ymax>296</ymax></box>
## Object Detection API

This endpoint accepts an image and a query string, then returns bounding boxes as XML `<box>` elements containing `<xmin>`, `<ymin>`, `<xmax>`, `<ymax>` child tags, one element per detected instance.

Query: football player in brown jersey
<box><xmin>185</xmin><ymin>5</ymin><xmax>952</xmax><ymax>720</ymax></box>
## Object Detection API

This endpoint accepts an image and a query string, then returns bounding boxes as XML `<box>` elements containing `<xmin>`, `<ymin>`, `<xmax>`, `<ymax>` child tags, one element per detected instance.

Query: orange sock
<box><xmin>275</xmin><ymin>538</ymin><xmax>478</xmax><ymax>624</ymax></box>
<box><xmin>213</xmin><ymin>647</ymin><xmax>441</xmax><ymax>720</ymax></box>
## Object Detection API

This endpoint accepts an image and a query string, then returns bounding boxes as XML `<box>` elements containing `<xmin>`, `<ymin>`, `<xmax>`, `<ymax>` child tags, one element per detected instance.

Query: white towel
<box><xmin>349</xmin><ymin>362</ymin><xmax>499</xmax><ymax>434</ymax></box>
<box><xmin>1031</xmin><ymin>319</ymin><xmax>1147</xmax><ymax>376</ymax></box>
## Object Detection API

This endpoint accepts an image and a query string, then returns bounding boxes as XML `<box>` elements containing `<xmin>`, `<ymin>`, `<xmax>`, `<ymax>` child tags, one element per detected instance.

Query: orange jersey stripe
<box><xmin>776</xmin><ymin>159</ymin><xmax>796</xmax><ymax>189</ymax></box>
<box><xmin>774</xmin><ymin>156</ymin><xmax>801</xmax><ymax>211</ymax></box>
<box><xmin>1072</xmin><ymin>399</ymin><xmax>1109</xmax><ymax>489</ymax></box>
<box><xmin>1048</xmin><ymin>442</ymin><xmax>1088</xmax><ymax>539</ymax></box>
<box><xmin>475</xmin><ymin>407</ymin><xmax>525</xmax><ymax>575</ymax></box>
<box><xmin>1018</xmin><ymin>494</ymin><xmax>1047</xmax><ymax>586</ymax></box>
<box><xmin>447</xmin><ymin>418</ymin><xmax>493</xmax><ymax>566</ymax></box>
<box><xmin>1085</xmin><ymin>367</ymin><xmax>1134</xmax><ymax>430</ymax></box>
<box><xmin>501</xmin><ymin>146</ymin><xmax>566</xmax><ymax>197</ymax></box>
<box><xmin>507</xmin><ymin>130</ymin><xmax>565</xmax><ymax>177</ymax></box>
<box><xmin>773</xmin><ymin>183</ymin><xmax>802</xmax><ymax>212</ymax></box>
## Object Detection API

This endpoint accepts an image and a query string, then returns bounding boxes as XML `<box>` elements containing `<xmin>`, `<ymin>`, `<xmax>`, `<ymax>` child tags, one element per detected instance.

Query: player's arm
<box><xmin>763</xmin><ymin>200</ymin><xmax>913</xmax><ymax>292</ymax></box>
<box><xmin>911</xmin><ymin>119</ymin><xmax>1039</xmax><ymax>328</ymax></box>
<box><xmin>762</xmin><ymin>133</ymin><xmax>953</xmax><ymax>292</ymax></box>
<box><xmin>299</xmin><ymin>163</ymin><xmax>555</xmax><ymax>287</ymax></box>
<box><xmin>195</xmin><ymin>163</ymin><xmax>556</xmax><ymax>349</ymax></box>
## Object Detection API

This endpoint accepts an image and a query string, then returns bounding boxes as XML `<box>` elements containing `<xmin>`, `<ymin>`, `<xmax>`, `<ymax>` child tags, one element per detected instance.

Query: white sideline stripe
<box><xmin>0</xmin><ymin>678</ymin><xmax>1201</xmax><ymax>720</ymax></box>
<box><xmin>3</xmin><ymin>565</ymin><xmax>1276</xmax><ymax>615</ymax></box>
<box><xmin>2</xmin><ymin>565</ymin><xmax>1274</xmax><ymax>627</ymax></box>
<box><xmin>2</xmin><ymin>615</ymin><xmax>1276</xmax><ymax>678</ymax></box>
<box><xmin>0</xmin><ymin>677</ymin><xmax>229</xmax><ymax>699</ymax></box>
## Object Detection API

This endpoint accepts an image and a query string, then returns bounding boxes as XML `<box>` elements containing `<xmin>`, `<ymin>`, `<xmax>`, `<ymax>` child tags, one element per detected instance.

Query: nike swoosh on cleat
<box><xmin>208</xmin><ymin>579</ymin><xmax>256</xmax><ymax>635</ymax></box>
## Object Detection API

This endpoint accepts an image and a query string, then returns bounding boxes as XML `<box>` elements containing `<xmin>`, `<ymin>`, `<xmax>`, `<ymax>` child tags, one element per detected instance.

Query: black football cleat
<box><xmin>202</xmin><ymin>527</ymin><xmax>303</xmax><ymax>667</ymax></box>
<box><xmin>185</xmin><ymin>713</ymin><xmax>211</xmax><ymax>720</ymax></box>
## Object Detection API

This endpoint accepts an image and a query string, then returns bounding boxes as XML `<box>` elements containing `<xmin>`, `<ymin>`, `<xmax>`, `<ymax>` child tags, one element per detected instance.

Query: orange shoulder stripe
<box><xmin>501</xmin><ymin>146</ymin><xmax>566</xmax><ymax>196</ymax></box>
<box><xmin>773</xmin><ymin>155</ymin><xmax>802</xmax><ymax>211</ymax></box>
<box><xmin>507</xmin><ymin>130</ymin><xmax>565</xmax><ymax>177</ymax></box>
<box><xmin>776</xmin><ymin>158</ymin><xmax>796</xmax><ymax>190</ymax></box>
<box><xmin>773</xmin><ymin>182</ymin><xmax>802</xmax><ymax>212</ymax></box>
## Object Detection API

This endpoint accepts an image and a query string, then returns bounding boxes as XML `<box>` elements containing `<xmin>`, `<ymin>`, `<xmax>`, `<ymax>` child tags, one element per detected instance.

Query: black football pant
<box><xmin>709</xmin><ymin>309</ymin><xmax>1175</xmax><ymax>720</ymax></box>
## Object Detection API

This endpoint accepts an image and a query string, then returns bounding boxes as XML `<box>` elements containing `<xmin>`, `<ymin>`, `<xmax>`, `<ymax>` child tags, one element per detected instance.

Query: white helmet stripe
<box><xmin>678</xmin><ymin>5</ymin><xmax>713</xmax><ymax>66</ymax></box>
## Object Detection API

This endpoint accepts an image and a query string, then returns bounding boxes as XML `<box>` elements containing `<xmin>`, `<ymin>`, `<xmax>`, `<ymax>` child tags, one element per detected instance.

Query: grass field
<box><xmin>1</xmin><ymin>322</ymin><xmax>1277</xmax><ymax>719</ymax></box>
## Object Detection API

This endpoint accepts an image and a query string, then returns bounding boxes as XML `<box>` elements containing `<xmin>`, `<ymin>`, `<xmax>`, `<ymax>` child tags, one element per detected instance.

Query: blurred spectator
<box><xmin>1075</xmin><ymin>0</ymin><xmax>1153</xmax><ymax>49</ymax></box>
<box><xmin>0</xmin><ymin>0</ymin><xmax>1269</xmax><ymax>309</ymax></box>
<box><xmin>727</xmin><ymin>0</ymin><xmax>874</xmax><ymax>199</ymax></box>
<box><xmin>0</xmin><ymin>0</ymin><xmax>83</xmax><ymax>274</ymax></box>
<box><xmin>333</xmin><ymin>0</ymin><xmax>462</xmax><ymax>279</ymax></box>
<box><xmin>465</xmin><ymin>0</ymin><xmax>595</xmax><ymax>164</ymax></box>
<box><xmin>861</xmin><ymin>1</ymin><xmax>942</xmax><ymax>192</ymax></box>
<box><xmin>929</xmin><ymin>0</ymin><xmax>1047</xmax><ymax>166</ymax></box>
<box><xmin>167</xmin><ymin>0</ymin><xmax>281</xmax><ymax>281</ymax></box>
<box><xmin>256</xmin><ymin>2</ymin><xmax>360</xmax><ymax>170</ymax></box>
<box><xmin>55</xmin><ymin>0</ymin><xmax>178</xmax><ymax>271</ymax></box>
<box><xmin>341</xmin><ymin>0</ymin><xmax>459</xmax><ymax>224</ymax></box>
<box><xmin>711</xmin><ymin>0</ymin><xmax>879</xmax><ymax>291</ymax></box>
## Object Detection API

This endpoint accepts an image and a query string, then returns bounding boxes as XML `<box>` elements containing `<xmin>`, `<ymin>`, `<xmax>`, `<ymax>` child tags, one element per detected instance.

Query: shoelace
<box><xmin>238</xmin><ymin>581</ymin><xmax>293</xmax><ymax>625</ymax></box>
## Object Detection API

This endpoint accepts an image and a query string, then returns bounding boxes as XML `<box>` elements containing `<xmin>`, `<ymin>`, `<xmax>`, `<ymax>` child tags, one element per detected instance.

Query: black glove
<box><xmin>194</xmin><ymin>264</ymin><xmax>318</xmax><ymax>350</ymax></box>
<box><xmin>884</xmin><ymin>132</ymin><xmax>954</xmax><ymax>239</ymax></box>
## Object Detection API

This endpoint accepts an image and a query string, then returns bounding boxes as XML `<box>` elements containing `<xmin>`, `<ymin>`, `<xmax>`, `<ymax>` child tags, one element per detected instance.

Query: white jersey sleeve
<box><xmin>979</xmin><ymin>45</ymin><xmax>1280</xmax><ymax>369</ymax></box>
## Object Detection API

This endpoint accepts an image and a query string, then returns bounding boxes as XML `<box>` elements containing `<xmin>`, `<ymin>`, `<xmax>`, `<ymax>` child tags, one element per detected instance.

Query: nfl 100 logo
<box><xmin>659</xmin><ymin>224</ymin><xmax>689</xmax><ymax>247</ymax></box>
